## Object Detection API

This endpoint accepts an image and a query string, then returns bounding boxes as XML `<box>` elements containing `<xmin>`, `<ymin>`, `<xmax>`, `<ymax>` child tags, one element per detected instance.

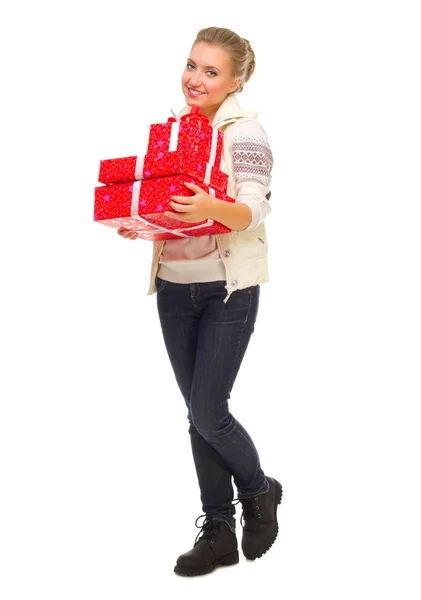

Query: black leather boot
<box><xmin>236</xmin><ymin>476</ymin><xmax>283</xmax><ymax>560</ymax></box>
<box><xmin>174</xmin><ymin>515</ymin><xmax>239</xmax><ymax>577</ymax></box>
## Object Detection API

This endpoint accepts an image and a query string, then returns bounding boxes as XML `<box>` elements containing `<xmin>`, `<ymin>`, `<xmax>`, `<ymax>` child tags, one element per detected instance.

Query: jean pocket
<box><xmin>215</xmin><ymin>280</ymin><xmax>228</xmax><ymax>289</ymax></box>
<box><xmin>216</xmin><ymin>281</ymin><xmax>258</xmax><ymax>296</ymax></box>
<box><xmin>235</xmin><ymin>286</ymin><xmax>255</xmax><ymax>295</ymax></box>
<box><xmin>155</xmin><ymin>276</ymin><xmax>167</xmax><ymax>293</ymax></box>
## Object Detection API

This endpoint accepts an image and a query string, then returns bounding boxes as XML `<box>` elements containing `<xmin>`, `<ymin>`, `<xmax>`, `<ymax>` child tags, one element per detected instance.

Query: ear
<box><xmin>229</xmin><ymin>78</ymin><xmax>241</xmax><ymax>92</ymax></box>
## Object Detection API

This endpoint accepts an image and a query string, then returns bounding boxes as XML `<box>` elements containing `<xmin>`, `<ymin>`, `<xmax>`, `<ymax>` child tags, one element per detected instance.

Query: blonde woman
<box><xmin>119</xmin><ymin>26</ymin><xmax>282</xmax><ymax>577</ymax></box>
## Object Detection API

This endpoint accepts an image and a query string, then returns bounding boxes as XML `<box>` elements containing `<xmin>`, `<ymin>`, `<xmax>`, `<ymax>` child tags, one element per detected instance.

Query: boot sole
<box><xmin>243</xmin><ymin>479</ymin><xmax>283</xmax><ymax>561</ymax></box>
<box><xmin>174</xmin><ymin>549</ymin><xmax>239</xmax><ymax>576</ymax></box>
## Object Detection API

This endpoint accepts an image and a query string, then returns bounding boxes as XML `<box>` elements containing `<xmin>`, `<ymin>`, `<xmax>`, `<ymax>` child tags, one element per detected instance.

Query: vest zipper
<box><xmin>223</xmin><ymin>284</ymin><xmax>234</xmax><ymax>304</ymax></box>
<box><xmin>215</xmin><ymin>234</ymin><xmax>234</xmax><ymax>303</ymax></box>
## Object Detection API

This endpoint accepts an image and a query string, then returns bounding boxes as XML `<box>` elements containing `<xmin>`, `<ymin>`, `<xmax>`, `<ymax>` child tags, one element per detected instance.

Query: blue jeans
<box><xmin>155</xmin><ymin>276</ymin><xmax>269</xmax><ymax>532</ymax></box>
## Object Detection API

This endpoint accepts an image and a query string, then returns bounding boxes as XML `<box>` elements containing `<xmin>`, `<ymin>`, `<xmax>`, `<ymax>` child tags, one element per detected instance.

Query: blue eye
<box><xmin>186</xmin><ymin>63</ymin><xmax>217</xmax><ymax>76</ymax></box>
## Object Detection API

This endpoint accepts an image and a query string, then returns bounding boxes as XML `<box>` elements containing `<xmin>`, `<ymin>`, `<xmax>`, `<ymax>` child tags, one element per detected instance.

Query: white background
<box><xmin>1</xmin><ymin>0</ymin><xmax>420</xmax><ymax>598</ymax></box>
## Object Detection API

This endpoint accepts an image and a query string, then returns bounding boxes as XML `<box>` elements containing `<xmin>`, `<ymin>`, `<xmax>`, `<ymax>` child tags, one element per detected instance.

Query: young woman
<box><xmin>119</xmin><ymin>26</ymin><xmax>282</xmax><ymax>577</ymax></box>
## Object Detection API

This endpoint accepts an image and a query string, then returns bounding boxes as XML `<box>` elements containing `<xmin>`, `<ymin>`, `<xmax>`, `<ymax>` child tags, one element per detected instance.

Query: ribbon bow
<box><xmin>167</xmin><ymin>104</ymin><xmax>209</xmax><ymax>125</ymax></box>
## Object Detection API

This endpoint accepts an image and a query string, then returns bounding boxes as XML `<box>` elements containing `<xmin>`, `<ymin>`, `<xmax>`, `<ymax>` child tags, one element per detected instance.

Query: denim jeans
<box><xmin>155</xmin><ymin>276</ymin><xmax>269</xmax><ymax>532</ymax></box>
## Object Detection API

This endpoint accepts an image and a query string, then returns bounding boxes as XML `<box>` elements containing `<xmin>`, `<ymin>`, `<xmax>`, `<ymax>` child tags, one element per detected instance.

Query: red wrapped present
<box><xmin>94</xmin><ymin>175</ymin><xmax>235</xmax><ymax>241</ymax></box>
<box><xmin>147</xmin><ymin>105</ymin><xmax>223</xmax><ymax>163</ymax></box>
<box><xmin>98</xmin><ymin>105</ymin><xmax>226</xmax><ymax>187</ymax></box>
<box><xmin>98</xmin><ymin>154</ymin><xmax>228</xmax><ymax>193</ymax></box>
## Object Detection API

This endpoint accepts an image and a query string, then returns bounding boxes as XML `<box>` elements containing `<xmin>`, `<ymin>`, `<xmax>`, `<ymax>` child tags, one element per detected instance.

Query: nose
<box><xmin>189</xmin><ymin>71</ymin><xmax>202</xmax><ymax>89</ymax></box>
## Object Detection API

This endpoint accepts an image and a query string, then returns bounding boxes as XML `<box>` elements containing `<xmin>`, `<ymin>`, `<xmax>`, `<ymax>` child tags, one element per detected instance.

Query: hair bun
<box><xmin>194</xmin><ymin>27</ymin><xmax>256</xmax><ymax>93</ymax></box>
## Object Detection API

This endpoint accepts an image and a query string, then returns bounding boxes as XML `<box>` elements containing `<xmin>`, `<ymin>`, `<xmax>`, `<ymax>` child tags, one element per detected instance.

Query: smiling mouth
<box><xmin>188</xmin><ymin>87</ymin><xmax>206</xmax><ymax>96</ymax></box>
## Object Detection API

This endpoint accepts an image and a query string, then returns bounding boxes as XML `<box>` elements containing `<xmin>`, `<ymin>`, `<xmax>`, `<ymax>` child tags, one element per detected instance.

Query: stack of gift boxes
<box><xmin>94</xmin><ymin>105</ymin><xmax>235</xmax><ymax>241</ymax></box>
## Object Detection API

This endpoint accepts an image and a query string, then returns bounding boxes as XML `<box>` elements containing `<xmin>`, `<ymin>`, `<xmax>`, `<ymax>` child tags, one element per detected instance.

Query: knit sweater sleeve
<box><xmin>231</xmin><ymin>118</ymin><xmax>274</xmax><ymax>231</ymax></box>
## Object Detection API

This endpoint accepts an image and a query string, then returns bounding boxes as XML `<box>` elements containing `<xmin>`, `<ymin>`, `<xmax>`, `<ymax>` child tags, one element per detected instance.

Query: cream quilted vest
<box><xmin>146</xmin><ymin>94</ymin><xmax>270</xmax><ymax>303</ymax></box>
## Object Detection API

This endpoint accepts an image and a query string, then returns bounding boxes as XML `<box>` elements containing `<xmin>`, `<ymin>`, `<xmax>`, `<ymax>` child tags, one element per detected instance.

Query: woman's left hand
<box><xmin>164</xmin><ymin>181</ymin><xmax>215</xmax><ymax>222</ymax></box>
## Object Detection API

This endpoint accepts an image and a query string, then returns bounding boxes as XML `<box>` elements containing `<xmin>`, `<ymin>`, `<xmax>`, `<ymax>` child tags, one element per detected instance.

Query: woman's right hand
<box><xmin>117</xmin><ymin>228</ymin><xmax>138</xmax><ymax>241</ymax></box>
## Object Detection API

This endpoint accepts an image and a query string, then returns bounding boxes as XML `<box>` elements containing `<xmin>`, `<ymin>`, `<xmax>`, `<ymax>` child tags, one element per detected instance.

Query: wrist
<box><xmin>208</xmin><ymin>195</ymin><xmax>219</xmax><ymax>220</ymax></box>
<box><xmin>208</xmin><ymin>196</ymin><xmax>253</xmax><ymax>231</ymax></box>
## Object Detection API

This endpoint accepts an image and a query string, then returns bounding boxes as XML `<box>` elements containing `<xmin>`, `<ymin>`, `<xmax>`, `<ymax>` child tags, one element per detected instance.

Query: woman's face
<box><xmin>181</xmin><ymin>42</ymin><xmax>240</xmax><ymax>121</ymax></box>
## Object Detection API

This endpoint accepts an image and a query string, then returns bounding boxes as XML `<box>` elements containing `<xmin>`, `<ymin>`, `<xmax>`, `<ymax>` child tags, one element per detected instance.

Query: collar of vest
<box><xmin>176</xmin><ymin>93</ymin><xmax>258</xmax><ymax>129</ymax></box>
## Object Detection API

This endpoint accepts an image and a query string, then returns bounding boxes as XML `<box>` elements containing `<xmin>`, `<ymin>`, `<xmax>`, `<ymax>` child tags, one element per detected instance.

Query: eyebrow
<box><xmin>187</xmin><ymin>58</ymin><xmax>220</xmax><ymax>72</ymax></box>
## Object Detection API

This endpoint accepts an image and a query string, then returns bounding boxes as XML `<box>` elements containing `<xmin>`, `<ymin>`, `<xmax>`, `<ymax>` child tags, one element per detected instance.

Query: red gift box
<box><xmin>94</xmin><ymin>175</ymin><xmax>235</xmax><ymax>241</ymax></box>
<box><xmin>98</xmin><ymin>153</ymin><xmax>228</xmax><ymax>193</ymax></box>
<box><xmin>98</xmin><ymin>106</ymin><xmax>226</xmax><ymax>188</ymax></box>
<box><xmin>147</xmin><ymin>106</ymin><xmax>223</xmax><ymax>164</ymax></box>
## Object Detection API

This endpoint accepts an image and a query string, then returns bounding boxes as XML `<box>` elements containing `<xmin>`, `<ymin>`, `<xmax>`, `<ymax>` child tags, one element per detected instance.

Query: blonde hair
<box><xmin>193</xmin><ymin>27</ymin><xmax>256</xmax><ymax>93</ymax></box>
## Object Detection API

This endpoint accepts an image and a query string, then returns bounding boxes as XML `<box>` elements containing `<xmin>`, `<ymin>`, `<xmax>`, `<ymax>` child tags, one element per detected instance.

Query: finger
<box><xmin>119</xmin><ymin>229</ymin><xmax>137</xmax><ymax>239</ymax></box>
<box><xmin>164</xmin><ymin>211</ymin><xmax>190</xmax><ymax>221</ymax></box>
<box><xmin>168</xmin><ymin>202</ymin><xmax>192</xmax><ymax>213</ymax></box>
<box><xmin>170</xmin><ymin>195</ymin><xmax>195</xmax><ymax>204</ymax></box>
<box><xmin>183</xmin><ymin>181</ymin><xmax>202</xmax><ymax>191</ymax></box>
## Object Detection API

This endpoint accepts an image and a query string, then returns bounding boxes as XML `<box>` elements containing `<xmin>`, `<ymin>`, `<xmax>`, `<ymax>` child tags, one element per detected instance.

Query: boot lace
<box><xmin>194</xmin><ymin>515</ymin><xmax>221</xmax><ymax>546</ymax></box>
<box><xmin>233</xmin><ymin>497</ymin><xmax>262</xmax><ymax>528</ymax></box>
